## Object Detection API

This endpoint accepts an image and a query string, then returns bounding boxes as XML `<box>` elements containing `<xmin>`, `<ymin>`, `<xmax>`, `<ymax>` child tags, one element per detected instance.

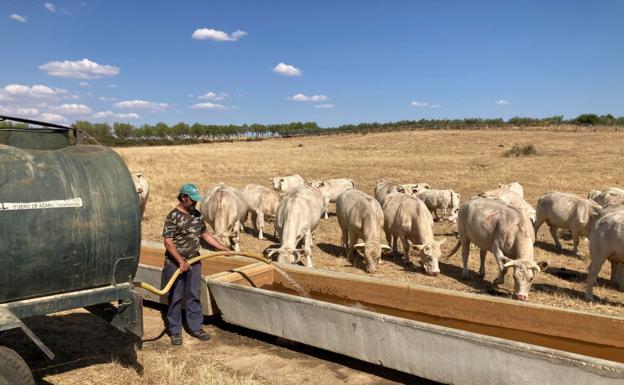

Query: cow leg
<box><xmin>347</xmin><ymin>231</ymin><xmax>356</xmax><ymax>264</ymax></box>
<box><xmin>303</xmin><ymin>229</ymin><xmax>313</xmax><ymax>268</ymax></box>
<box><xmin>341</xmin><ymin>227</ymin><xmax>349</xmax><ymax>258</ymax></box>
<box><xmin>492</xmin><ymin>244</ymin><xmax>508</xmax><ymax>285</ymax></box>
<box><xmin>549</xmin><ymin>225</ymin><xmax>562</xmax><ymax>249</ymax></box>
<box><xmin>400</xmin><ymin>235</ymin><xmax>410</xmax><ymax>265</ymax></box>
<box><xmin>385</xmin><ymin>233</ymin><xmax>393</xmax><ymax>252</ymax></box>
<box><xmin>611</xmin><ymin>261</ymin><xmax>617</xmax><ymax>284</ymax></box>
<box><xmin>478</xmin><ymin>249</ymin><xmax>488</xmax><ymax>278</ymax></box>
<box><xmin>460</xmin><ymin>237</ymin><xmax>470</xmax><ymax>278</ymax></box>
<box><xmin>256</xmin><ymin>210</ymin><xmax>265</xmax><ymax>240</ymax></box>
<box><xmin>571</xmin><ymin>230</ymin><xmax>581</xmax><ymax>256</ymax></box>
<box><xmin>586</xmin><ymin>257</ymin><xmax>606</xmax><ymax>301</ymax></box>
<box><xmin>232</xmin><ymin>223</ymin><xmax>241</xmax><ymax>252</ymax></box>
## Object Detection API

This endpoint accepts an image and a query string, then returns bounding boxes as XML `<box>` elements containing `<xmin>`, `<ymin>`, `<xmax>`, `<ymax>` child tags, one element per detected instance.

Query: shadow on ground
<box><xmin>0</xmin><ymin>312</ymin><xmax>142</xmax><ymax>385</ymax></box>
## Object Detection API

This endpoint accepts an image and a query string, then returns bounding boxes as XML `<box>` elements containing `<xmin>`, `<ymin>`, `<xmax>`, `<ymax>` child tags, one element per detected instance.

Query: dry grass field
<box><xmin>116</xmin><ymin>129</ymin><xmax>624</xmax><ymax>316</ymax></box>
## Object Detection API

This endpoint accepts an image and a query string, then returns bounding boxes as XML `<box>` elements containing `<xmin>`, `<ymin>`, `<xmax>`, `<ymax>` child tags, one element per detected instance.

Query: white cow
<box><xmin>242</xmin><ymin>184</ymin><xmax>281</xmax><ymax>240</ymax></box>
<box><xmin>588</xmin><ymin>187</ymin><xmax>624</xmax><ymax>208</ymax></box>
<box><xmin>131</xmin><ymin>173</ymin><xmax>149</xmax><ymax>220</ymax></box>
<box><xmin>383</xmin><ymin>194</ymin><xmax>444</xmax><ymax>276</ymax></box>
<box><xmin>199</xmin><ymin>184</ymin><xmax>249</xmax><ymax>251</ymax></box>
<box><xmin>307</xmin><ymin>178</ymin><xmax>355</xmax><ymax>219</ymax></box>
<box><xmin>480</xmin><ymin>183</ymin><xmax>536</xmax><ymax>223</ymax></box>
<box><xmin>266</xmin><ymin>186</ymin><xmax>324</xmax><ymax>267</ymax></box>
<box><xmin>446</xmin><ymin>197</ymin><xmax>545</xmax><ymax>300</ymax></box>
<box><xmin>374</xmin><ymin>179</ymin><xmax>406</xmax><ymax>204</ymax></box>
<box><xmin>401</xmin><ymin>183</ymin><xmax>431</xmax><ymax>195</ymax></box>
<box><xmin>586</xmin><ymin>205</ymin><xmax>624</xmax><ymax>300</ymax></box>
<box><xmin>534</xmin><ymin>192</ymin><xmax>602</xmax><ymax>255</ymax></box>
<box><xmin>336</xmin><ymin>189</ymin><xmax>392</xmax><ymax>273</ymax></box>
<box><xmin>416</xmin><ymin>189</ymin><xmax>461</xmax><ymax>222</ymax></box>
<box><xmin>270</xmin><ymin>174</ymin><xmax>305</xmax><ymax>195</ymax></box>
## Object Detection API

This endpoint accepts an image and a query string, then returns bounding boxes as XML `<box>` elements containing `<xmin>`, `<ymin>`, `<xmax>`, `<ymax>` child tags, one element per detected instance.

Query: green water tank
<box><xmin>0</xmin><ymin>128</ymin><xmax>141</xmax><ymax>303</ymax></box>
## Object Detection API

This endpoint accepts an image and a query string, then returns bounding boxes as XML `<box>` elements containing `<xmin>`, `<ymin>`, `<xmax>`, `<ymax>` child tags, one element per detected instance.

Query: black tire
<box><xmin>0</xmin><ymin>346</ymin><xmax>35</xmax><ymax>385</ymax></box>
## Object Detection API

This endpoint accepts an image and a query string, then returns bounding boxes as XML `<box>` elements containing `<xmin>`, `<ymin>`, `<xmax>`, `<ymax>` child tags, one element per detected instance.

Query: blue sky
<box><xmin>1</xmin><ymin>0</ymin><xmax>622</xmax><ymax>127</ymax></box>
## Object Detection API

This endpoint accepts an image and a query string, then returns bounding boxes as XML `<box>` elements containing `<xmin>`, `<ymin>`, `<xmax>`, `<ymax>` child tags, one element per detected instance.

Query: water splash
<box><xmin>271</xmin><ymin>264</ymin><xmax>311</xmax><ymax>298</ymax></box>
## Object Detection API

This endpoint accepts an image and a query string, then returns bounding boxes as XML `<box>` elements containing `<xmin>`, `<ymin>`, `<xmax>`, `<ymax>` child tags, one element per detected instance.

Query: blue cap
<box><xmin>179</xmin><ymin>183</ymin><xmax>202</xmax><ymax>202</ymax></box>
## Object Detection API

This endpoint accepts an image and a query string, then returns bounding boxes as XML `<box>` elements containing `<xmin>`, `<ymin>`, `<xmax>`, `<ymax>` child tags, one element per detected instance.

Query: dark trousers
<box><xmin>163</xmin><ymin>260</ymin><xmax>203</xmax><ymax>335</ymax></box>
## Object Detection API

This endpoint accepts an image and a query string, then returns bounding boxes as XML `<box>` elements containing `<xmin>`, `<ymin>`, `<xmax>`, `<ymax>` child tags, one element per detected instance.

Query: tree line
<box><xmin>1</xmin><ymin>113</ymin><xmax>622</xmax><ymax>146</ymax></box>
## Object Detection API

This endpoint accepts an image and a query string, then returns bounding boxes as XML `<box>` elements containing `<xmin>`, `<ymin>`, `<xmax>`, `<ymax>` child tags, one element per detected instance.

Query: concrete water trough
<box><xmin>136</xmin><ymin>245</ymin><xmax>624</xmax><ymax>384</ymax></box>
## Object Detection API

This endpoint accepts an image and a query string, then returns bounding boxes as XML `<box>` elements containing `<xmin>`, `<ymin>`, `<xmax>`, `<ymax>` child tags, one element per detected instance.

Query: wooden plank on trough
<box><xmin>273</xmin><ymin>266</ymin><xmax>624</xmax><ymax>350</ymax></box>
<box><xmin>139</xmin><ymin>246</ymin><xmax>257</xmax><ymax>277</ymax></box>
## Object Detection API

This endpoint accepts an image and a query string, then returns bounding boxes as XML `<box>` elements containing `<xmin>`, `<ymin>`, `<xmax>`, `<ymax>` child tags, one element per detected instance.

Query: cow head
<box><xmin>306</xmin><ymin>179</ymin><xmax>324</xmax><ymax>188</ymax></box>
<box><xmin>265</xmin><ymin>247</ymin><xmax>302</xmax><ymax>265</ymax></box>
<box><xmin>214</xmin><ymin>230</ymin><xmax>238</xmax><ymax>250</ymax></box>
<box><xmin>132</xmin><ymin>173</ymin><xmax>145</xmax><ymax>194</ymax></box>
<box><xmin>353</xmin><ymin>241</ymin><xmax>392</xmax><ymax>273</ymax></box>
<box><xmin>502</xmin><ymin>258</ymin><xmax>548</xmax><ymax>300</ymax></box>
<box><xmin>269</xmin><ymin>177</ymin><xmax>282</xmax><ymax>191</ymax></box>
<box><xmin>413</xmin><ymin>239</ymin><xmax>445</xmax><ymax>276</ymax></box>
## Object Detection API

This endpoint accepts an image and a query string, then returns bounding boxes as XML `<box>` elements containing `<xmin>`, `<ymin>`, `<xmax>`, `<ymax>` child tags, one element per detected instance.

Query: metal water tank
<box><xmin>0</xmin><ymin>123</ymin><xmax>141</xmax><ymax>303</ymax></box>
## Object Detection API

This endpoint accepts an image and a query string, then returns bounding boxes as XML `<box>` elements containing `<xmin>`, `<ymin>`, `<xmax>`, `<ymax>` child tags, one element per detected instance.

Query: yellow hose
<box><xmin>134</xmin><ymin>251</ymin><xmax>273</xmax><ymax>296</ymax></box>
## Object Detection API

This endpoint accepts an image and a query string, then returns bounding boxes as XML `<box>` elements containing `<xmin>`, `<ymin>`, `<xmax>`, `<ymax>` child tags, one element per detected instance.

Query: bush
<box><xmin>503</xmin><ymin>144</ymin><xmax>538</xmax><ymax>157</ymax></box>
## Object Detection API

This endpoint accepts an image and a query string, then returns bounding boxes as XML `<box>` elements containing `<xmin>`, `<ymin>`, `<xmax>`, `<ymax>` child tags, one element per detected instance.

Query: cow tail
<box><xmin>451</xmin><ymin>191</ymin><xmax>458</xmax><ymax>210</ymax></box>
<box><xmin>442</xmin><ymin>239</ymin><xmax>461</xmax><ymax>259</ymax></box>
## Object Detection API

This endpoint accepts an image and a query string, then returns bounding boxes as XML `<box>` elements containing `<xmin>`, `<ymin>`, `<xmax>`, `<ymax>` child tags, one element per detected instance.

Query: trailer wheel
<box><xmin>0</xmin><ymin>347</ymin><xmax>35</xmax><ymax>385</ymax></box>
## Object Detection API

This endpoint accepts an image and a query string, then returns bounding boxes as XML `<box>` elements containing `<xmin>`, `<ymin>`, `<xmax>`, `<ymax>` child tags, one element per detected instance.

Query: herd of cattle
<box><xmin>132</xmin><ymin>172</ymin><xmax>624</xmax><ymax>302</ymax></box>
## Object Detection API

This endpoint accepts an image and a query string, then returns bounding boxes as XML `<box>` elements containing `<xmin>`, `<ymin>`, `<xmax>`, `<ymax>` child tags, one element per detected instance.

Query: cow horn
<box><xmin>503</xmin><ymin>260</ymin><xmax>516</xmax><ymax>268</ymax></box>
<box><xmin>353</xmin><ymin>243</ymin><xmax>365</xmax><ymax>249</ymax></box>
<box><xmin>412</xmin><ymin>243</ymin><xmax>425</xmax><ymax>251</ymax></box>
<box><xmin>381</xmin><ymin>244</ymin><xmax>392</xmax><ymax>251</ymax></box>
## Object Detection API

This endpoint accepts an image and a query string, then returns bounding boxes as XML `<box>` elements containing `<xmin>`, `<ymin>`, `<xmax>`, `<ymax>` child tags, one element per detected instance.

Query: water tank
<box><xmin>0</xmin><ymin>134</ymin><xmax>141</xmax><ymax>303</ymax></box>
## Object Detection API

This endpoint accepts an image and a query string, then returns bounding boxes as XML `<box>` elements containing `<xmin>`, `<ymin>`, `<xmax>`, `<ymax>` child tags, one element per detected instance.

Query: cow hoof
<box><xmin>493</xmin><ymin>277</ymin><xmax>504</xmax><ymax>285</ymax></box>
<box><xmin>514</xmin><ymin>294</ymin><xmax>527</xmax><ymax>301</ymax></box>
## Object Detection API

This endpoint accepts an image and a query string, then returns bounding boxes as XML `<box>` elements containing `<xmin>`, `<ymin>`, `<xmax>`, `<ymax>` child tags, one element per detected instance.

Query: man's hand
<box><xmin>179</xmin><ymin>259</ymin><xmax>190</xmax><ymax>272</ymax></box>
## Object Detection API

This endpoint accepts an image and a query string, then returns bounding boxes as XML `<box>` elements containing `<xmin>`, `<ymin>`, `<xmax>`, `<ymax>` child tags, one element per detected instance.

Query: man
<box><xmin>162</xmin><ymin>183</ymin><xmax>230</xmax><ymax>346</ymax></box>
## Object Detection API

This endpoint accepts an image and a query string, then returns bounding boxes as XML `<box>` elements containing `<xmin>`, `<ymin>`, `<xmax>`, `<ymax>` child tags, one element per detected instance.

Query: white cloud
<box><xmin>495</xmin><ymin>99</ymin><xmax>510</xmax><ymax>105</ymax></box>
<box><xmin>273</xmin><ymin>62</ymin><xmax>302</xmax><ymax>77</ymax></box>
<box><xmin>114</xmin><ymin>100</ymin><xmax>168</xmax><ymax>111</ymax></box>
<box><xmin>92</xmin><ymin>111</ymin><xmax>140</xmax><ymax>120</ymax></box>
<box><xmin>50</xmin><ymin>103</ymin><xmax>92</xmax><ymax>115</ymax></box>
<box><xmin>4</xmin><ymin>84</ymin><xmax>54</xmax><ymax>97</ymax></box>
<box><xmin>39</xmin><ymin>113</ymin><xmax>66</xmax><ymax>122</ymax></box>
<box><xmin>10</xmin><ymin>14</ymin><xmax>26</xmax><ymax>23</ymax></box>
<box><xmin>39</xmin><ymin>58</ymin><xmax>120</xmax><ymax>79</ymax></box>
<box><xmin>99</xmin><ymin>96</ymin><xmax>117</xmax><ymax>102</ymax></box>
<box><xmin>430</xmin><ymin>104</ymin><xmax>440</xmax><ymax>108</ymax></box>
<box><xmin>1</xmin><ymin>84</ymin><xmax>77</xmax><ymax>100</ymax></box>
<box><xmin>44</xmin><ymin>3</ymin><xmax>56</xmax><ymax>12</ymax></box>
<box><xmin>198</xmin><ymin>91</ymin><xmax>229</xmax><ymax>101</ymax></box>
<box><xmin>288</xmin><ymin>93</ymin><xmax>327</xmax><ymax>102</ymax></box>
<box><xmin>411</xmin><ymin>101</ymin><xmax>428</xmax><ymax>107</ymax></box>
<box><xmin>190</xmin><ymin>102</ymin><xmax>227</xmax><ymax>110</ymax></box>
<box><xmin>192</xmin><ymin>28</ymin><xmax>247</xmax><ymax>41</ymax></box>
<box><xmin>314</xmin><ymin>104</ymin><xmax>334</xmax><ymax>109</ymax></box>
<box><xmin>79</xmin><ymin>81</ymin><xmax>90</xmax><ymax>87</ymax></box>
